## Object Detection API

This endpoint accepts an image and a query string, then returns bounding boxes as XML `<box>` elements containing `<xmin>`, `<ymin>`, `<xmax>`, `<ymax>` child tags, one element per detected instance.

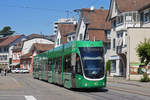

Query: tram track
<box><xmin>107</xmin><ymin>86</ymin><xmax>150</xmax><ymax>97</ymax></box>
<box><xmin>76</xmin><ymin>87</ymin><xmax>150</xmax><ymax>100</ymax></box>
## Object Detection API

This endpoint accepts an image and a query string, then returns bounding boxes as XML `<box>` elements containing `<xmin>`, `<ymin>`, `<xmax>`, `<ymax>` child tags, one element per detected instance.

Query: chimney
<box><xmin>90</xmin><ymin>6</ymin><xmax>94</xmax><ymax>11</ymax></box>
<box><xmin>100</xmin><ymin>6</ymin><xmax>104</xmax><ymax>10</ymax></box>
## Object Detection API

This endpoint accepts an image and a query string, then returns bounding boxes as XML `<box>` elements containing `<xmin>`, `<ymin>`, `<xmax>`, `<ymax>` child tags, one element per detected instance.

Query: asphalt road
<box><xmin>0</xmin><ymin>73</ymin><xmax>150</xmax><ymax>100</ymax></box>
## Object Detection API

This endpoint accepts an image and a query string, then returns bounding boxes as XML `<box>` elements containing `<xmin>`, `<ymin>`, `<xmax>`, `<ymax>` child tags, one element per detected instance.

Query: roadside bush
<box><xmin>105</xmin><ymin>60</ymin><xmax>111</xmax><ymax>74</ymax></box>
<box><xmin>140</xmin><ymin>72</ymin><xmax>150</xmax><ymax>82</ymax></box>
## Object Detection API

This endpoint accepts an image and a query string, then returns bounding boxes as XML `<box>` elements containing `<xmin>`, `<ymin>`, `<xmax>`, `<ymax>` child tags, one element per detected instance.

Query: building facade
<box><xmin>107</xmin><ymin>0</ymin><xmax>150</xmax><ymax>78</ymax></box>
<box><xmin>20</xmin><ymin>34</ymin><xmax>54</xmax><ymax>72</ymax></box>
<box><xmin>22</xmin><ymin>34</ymin><xmax>54</xmax><ymax>55</ymax></box>
<box><xmin>54</xmin><ymin>24</ymin><xmax>76</xmax><ymax>47</ymax></box>
<box><xmin>20</xmin><ymin>43</ymin><xmax>54</xmax><ymax>72</ymax></box>
<box><xmin>53</xmin><ymin>18</ymin><xmax>76</xmax><ymax>35</ymax></box>
<box><xmin>11</xmin><ymin>41</ymin><xmax>24</xmax><ymax>69</ymax></box>
<box><xmin>0</xmin><ymin>34</ymin><xmax>25</xmax><ymax>70</ymax></box>
<box><xmin>75</xmin><ymin>8</ymin><xmax>111</xmax><ymax>64</ymax></box>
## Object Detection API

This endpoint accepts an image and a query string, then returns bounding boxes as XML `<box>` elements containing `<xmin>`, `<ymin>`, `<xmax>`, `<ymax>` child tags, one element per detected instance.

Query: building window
<box><xmin>18</xmin><ymin>53</ymin><xmax>21</xmax><ymax>59</ymax></box>
<box><xmin>4</xmin><ymin>47</ymin><xmax>8</xmax><ymax>52</ymax></box>
<box><xmin>14</xmin><ymin>53</ymin><xmax>17</xmax><ymax>60</ymax></box>
<box><xmin>125</xmin><ymin>13</ymin><xmax>132</xmax><ymax>22</ymax></box>
<box><xmin>133</xmin><ymin>13</ymin><xmax>137</xmax><ymax>22</ymax></box>
<box><xmin>68</xmin><ymin>37</ymin><xmax>71</xmax><ymax>42</ymax></box>
<box><xmin>57</xmin><ymin>39</ymin><xmax>59</xmax><ymax>45</ymax></box>
<box><xmin>59</xmin><ymin>38</ymin><xmax>61</xmax><ymax>44</ymax></box>
<box><xmin>79</xmin><ymin>34</ymin><xmax>82</xmax><ymax>40</ymax></box>
<box><xmin>117</xmin><ymin>32</ymin><xmax>123</xmax><ymax>38</ymax></box>
<box><xmin>117</xmin><ymin>15</ymin><xmax>123</xmax><ymax>25</ymax></box>
<box><xmin>2</xmin><ymin>55</ymin><xmax>5</xmax><ymax>61</ymax></box>
<box><xmin>4</xmin><ymin>55</ymin><xmax>7</xmax><ymax>60</ymax></box>
<box><xmin>113</xmin><ymin>38</ymin><xmax>116</xmax><ymax>49</ymax></box>
<box><xmin>72</xmin><ymin>36</ymin><xmax>75</xmax><ymax>41</ymax></box>
<box><xmin>106</xmin><ymin>43</ymin><xmax>111</xmax><ymax>50</ymax></box>
<box><xmin>140</xmin><ymin>12</ymin><xmax>144</xmax><ymax>22</ymax></box>
<box><xmin>0</xmin><ymin>48</ymin><xmax>2</xmax><ymax>53</ymax></box>
<box><xmin>106</xmin><ymin>31</ymin><xmax>110</xmax><ymax>39</ymax></box>
<box><xmin>144</xmin><ymin>12</ymin><xmax>149</xmax><ymax>22</ymax></box>
<box><xmin>112</xmin><ymin>20</ymin><xmax>116</xmax><ymax>28</ymax></box>
<box><xmin>111</xmin><ymin>60</ymin><xmax>116</xmax><ymax>73</ymax></box>
<box><xmin>0</xmin><ymin>56</ymin><xmax>2</xmax><ymax>61</ymax></box>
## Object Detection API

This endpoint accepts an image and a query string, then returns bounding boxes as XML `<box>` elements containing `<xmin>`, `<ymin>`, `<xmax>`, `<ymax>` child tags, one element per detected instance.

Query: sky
<box><xmin>0</xmin><ymin>0</ymin><xmax>110</xmax><ymax>36</ymax></box>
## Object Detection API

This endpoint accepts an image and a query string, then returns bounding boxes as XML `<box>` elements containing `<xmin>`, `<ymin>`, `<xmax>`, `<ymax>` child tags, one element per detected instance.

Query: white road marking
<box><xmin>24</xmin><ymin>96</ymin><xmax>37</xmax><ymax>100</ymax></box>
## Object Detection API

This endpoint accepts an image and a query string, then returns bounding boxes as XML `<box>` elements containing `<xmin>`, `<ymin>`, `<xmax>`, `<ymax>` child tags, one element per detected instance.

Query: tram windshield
<box><xmin>79</xmin><ymin>47</ymin><xmax>104</xmax><ymax>79</ymax></box>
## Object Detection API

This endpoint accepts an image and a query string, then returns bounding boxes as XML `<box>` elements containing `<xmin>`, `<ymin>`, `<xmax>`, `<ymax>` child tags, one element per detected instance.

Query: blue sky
<box><xmin>0</xmin><ymin>0</ymin><xmax>110</xmax><ymax>36</ymax></box>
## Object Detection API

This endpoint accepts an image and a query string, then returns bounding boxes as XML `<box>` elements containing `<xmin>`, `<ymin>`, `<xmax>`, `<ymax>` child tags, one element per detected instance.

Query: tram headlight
<box><xmin>78</xmin><ymin>78</ymin><xmax>81</xmax><ymax>80</ymax></box>
<box><xmin>85</xmin><ymin>83</ymin><xmax>87</xmax><ymax>86</ymax></box>
<box><xmin>94</xmin><ymin>82</ymin><xmax>97</xmax><ymax>85</ymax></box>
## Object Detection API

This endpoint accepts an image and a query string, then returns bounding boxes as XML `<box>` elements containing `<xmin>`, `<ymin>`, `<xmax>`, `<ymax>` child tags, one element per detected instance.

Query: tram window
<box><xmin>43</xmin><ymin>60</ymin><xmax>46</xmax><ymax>71</ymax></box>
<box><xmin>48</xmin><ymin>59</ymin><xmax>52</xmax><ymax>71</ymax></box>
<box><xmin>53</xmin><ymin>59</ymin><xmax>57</xmax><ymax>72</ymax></box>
<box><xmin>63</xmin><ymin>57</ymin><xmax>67</xmax><ymax>72</ymax></box>
<box><xmin>63</xmin><ymin>55</ymin><xmax>71</xmax><ymax>73</ymax></box>
<box><xmin>39</xmin><ymin>62</ymin><xmax>42</xmax><ymax>71</ymax></box>
<box><xmin>58</xmin><ymin>57</ymin><xmax>61</xmax><ymax>73</ymax></box>
<box><xmin>76</xmin><ymin>55</ymin><xmax>82</xmax><ymax>74</ymax></box>
<box><xmin>56</xmin><ymin>59</ymin><xmax>59</xmax><ymax>72</ymax></box>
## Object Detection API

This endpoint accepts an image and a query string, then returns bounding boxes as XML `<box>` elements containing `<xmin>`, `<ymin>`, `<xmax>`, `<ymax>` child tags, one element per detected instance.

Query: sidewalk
<box><xmin>107</xmin><ymin>76</ymin><xmax>150</xmax><ymax>88</ymax></box>
<box><xmin>107</xmin><ymin>76</ymin><xmax>150</xmax><ymax>96</ymax></box>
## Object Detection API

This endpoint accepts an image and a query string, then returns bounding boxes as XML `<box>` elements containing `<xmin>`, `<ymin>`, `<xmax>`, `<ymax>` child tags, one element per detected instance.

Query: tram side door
<box><xmin>58</xmin><ymin>57</ymin><xmax>62</xmax><ymax>85</ymax></box>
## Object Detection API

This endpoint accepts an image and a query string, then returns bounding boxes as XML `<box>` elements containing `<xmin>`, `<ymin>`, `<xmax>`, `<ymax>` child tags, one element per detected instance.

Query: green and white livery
<box><xmin>33</xmin><ymin>41</ymin><xmax>106</xmax><ymax>89</ymax></box>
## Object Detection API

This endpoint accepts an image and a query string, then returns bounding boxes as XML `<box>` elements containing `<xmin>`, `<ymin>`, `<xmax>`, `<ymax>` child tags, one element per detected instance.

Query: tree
<box><xmin>105</xmin><ymin>60</ymin><xmax>111</xmax><ymax>74</ymax></box>
<box><xmin>0</xmin><ymin>26</ymin><xmax>15</xmax><ymax>37</ymax></box>
<box><xmin>136</xmin><ymin>38</ymin><xmax>150</xmax><ymax>65</ymax></box>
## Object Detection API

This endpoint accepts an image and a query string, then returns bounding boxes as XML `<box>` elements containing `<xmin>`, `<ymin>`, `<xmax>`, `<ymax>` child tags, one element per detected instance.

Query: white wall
<box><xmin>55</xmin><ymin>30</ymin><xmax>61</xmax><ymax>47</ymax></box>
<box><xmin>22</xmin><ymin>38</ymin><xmax>53</xmax><ymax>55</ymax></box>
<box><xmin>111</xmin><ymin>0</ymin><xmax>119</xmax><ymax>18</ymax></box>
<box><xmin>77</xmin><ymin>19</ymin><xmax>86</xmax><ymax>40</ymax></box>
<box><xmin>127</xmin><ymin>28</ymin><xmax>150</xmax><ymax>63</ymax></box>
<box><xmin>127</xmin><ymin>28</ymin><xmax>150</xmax><ymax>79</ymax></box>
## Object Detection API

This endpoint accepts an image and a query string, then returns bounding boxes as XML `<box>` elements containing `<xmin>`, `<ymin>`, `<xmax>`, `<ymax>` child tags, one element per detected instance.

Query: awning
<box><xmin>9</xmin><ymin>63</ymin><xmax>20</xmax><ymax>66</ymax></box>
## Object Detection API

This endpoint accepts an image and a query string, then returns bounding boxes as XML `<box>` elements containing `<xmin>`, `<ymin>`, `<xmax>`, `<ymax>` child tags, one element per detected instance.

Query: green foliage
<box><xmin>140</xmin><ymin>72</ymin><xmax>150</xmax><ymax>82</ymax></box>
<box><xmin>136</xmin><ymin>38</ymin><xmax>150</xmax><ymax>65</ymax></box>
<box><xmin>105</xmin><ymin>60</ymin><xmax>111</xmax><ymax>73</ymax></box>
<box><xmin>0</xmin><ymin>26</ymin><xmax>15</xmax><ymax>37</ymax></box>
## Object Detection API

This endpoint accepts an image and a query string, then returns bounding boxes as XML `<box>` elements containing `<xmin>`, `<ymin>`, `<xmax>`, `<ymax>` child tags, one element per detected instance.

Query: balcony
<box><xmin>116</xmin><ymin>38</ymin><xmax>127</xmax><ymax>54</ymax></box>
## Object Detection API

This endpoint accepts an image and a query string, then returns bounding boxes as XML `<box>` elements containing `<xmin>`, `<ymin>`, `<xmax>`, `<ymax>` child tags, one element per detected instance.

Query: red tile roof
<box><xmin>33</xmin><ymin>43</ymin><xmax>54</xmax><ymax>51</ymax></box>
<box><xmin>21</xmin><ymin>52</ymin><xmax>32</xmax><ymax>59</ymax></box>
<box><xmin>88</xmin><ymin>30</ymin><xmax>105</xmax><ymax>41</ymax></box>
<box><xmin>0</xmin><ymin>34</ymin><xmax>24</xmax><ymax>47</ymax></box>
<box><xmin>81</xmin><ymin>8</ymin><xmax>110</xmax><ymax>42</ymax></box>
<box><xmin>81</xmin><ymin>8</ymin><xmax>111</xmax><ymax>30</ymax></box>
<box><xmin>58</xmin><ymin>24</ymin><xmax>76</xmax><ymax>44</ymax></box>
<box><xmin>26</xmin><ymin>33</ymin><xmax>43</xmax><ymax>39</ymax></box>
<box><xmin>116</xmin><ymin>0</ymin><xmax>150</xmax><ymax>12</ymax></box>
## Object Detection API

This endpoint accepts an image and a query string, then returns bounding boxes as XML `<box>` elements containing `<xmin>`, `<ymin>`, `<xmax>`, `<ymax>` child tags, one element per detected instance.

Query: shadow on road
<box><xmin>72</xmin><ymin>88</ymin><xmax>109</xmax><ymax>93</ymax></box>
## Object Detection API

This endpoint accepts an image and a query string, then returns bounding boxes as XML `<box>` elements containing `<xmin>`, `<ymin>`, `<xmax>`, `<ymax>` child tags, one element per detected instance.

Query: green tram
<box><xmin>33</xmin><ymin>41</ymin><xmax>106</xmax><ymax>89</ymax></box>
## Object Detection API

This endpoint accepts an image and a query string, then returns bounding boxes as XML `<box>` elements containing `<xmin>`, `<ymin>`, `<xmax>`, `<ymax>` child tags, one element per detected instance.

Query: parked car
<box><xmin>11</xmin><ymin>69</ymin><xmax>16</xmax><ymax>73</ymax></box>
<box><xmin>11</xmin><ymin>68</ymin><xmax>29</xmax><ymax>73</ymax></box>
<box><xmin>22</xmin><ymin>69</ymin><xmax>29</xmax><ymax>73</ymax></box>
